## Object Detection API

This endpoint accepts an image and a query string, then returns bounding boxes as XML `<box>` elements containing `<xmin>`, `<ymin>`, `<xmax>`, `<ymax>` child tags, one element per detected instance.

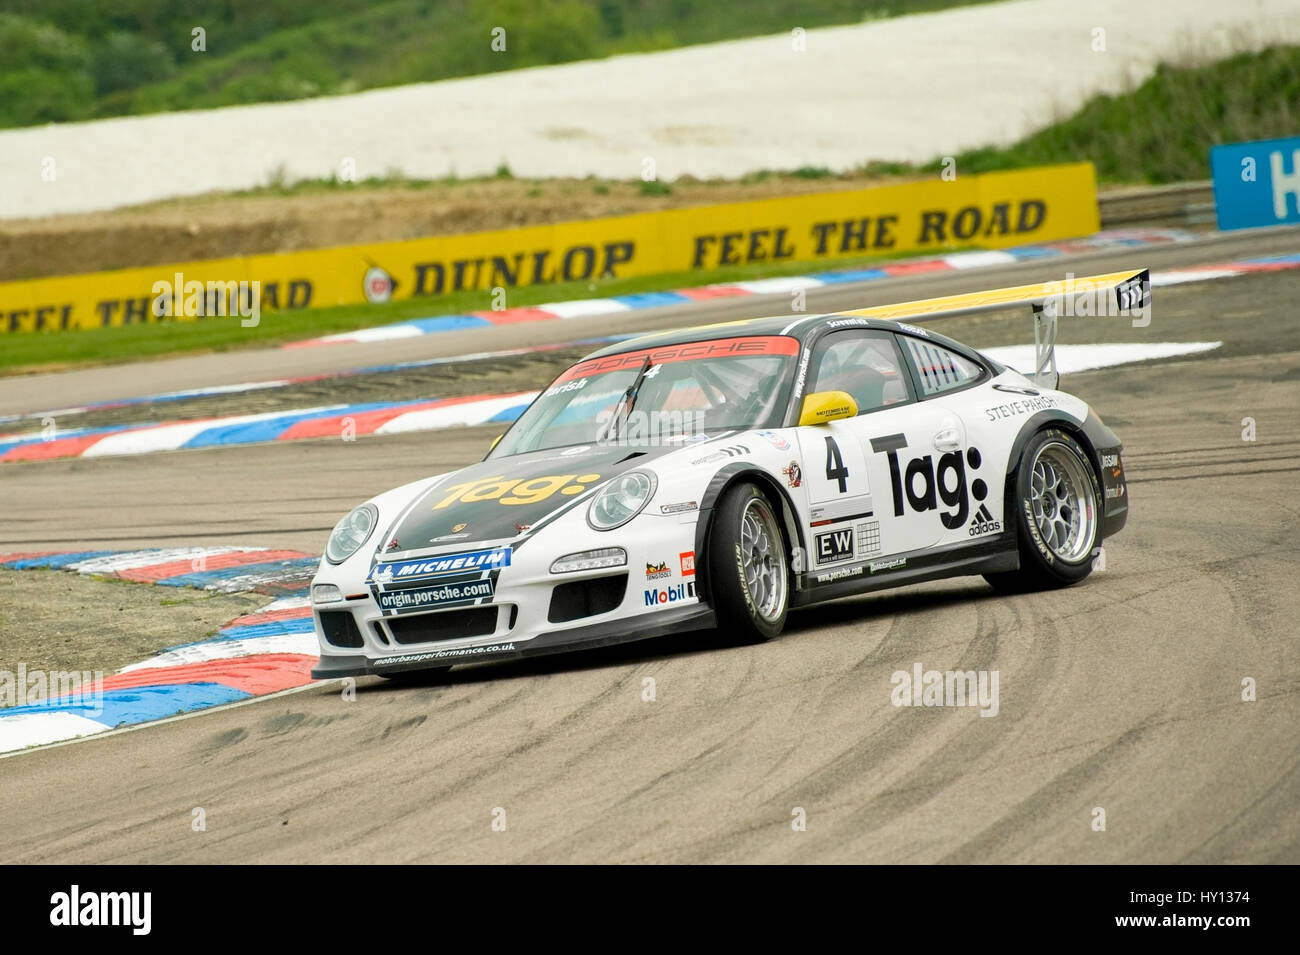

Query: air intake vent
<box><xmin>385</xmin><ymin>607</ymin><xmax>499</xmax><ymax>645</ymax></box>
<box><xmin>319</xmin><ymin>610</ymin><xmax>364</xmax><ymax>648</ymax></box>
<box><xmin>548</xmin><ymin>574</ymin><xmax>627</xmax><ymax>623</ymax></box>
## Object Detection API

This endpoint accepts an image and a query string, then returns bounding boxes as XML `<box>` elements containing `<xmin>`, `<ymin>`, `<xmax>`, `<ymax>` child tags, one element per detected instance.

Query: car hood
<box><xmin>377</xmin><ymin>442</ymin><xmax>684</xmax><ymax>558</ymax></box>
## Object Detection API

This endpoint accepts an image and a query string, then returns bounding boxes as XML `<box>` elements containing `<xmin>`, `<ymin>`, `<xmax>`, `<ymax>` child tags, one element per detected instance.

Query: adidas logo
<box><xmin>968</xmin><ymin>503</ymin><xmax>1001</xmax><ymax>537</ymax></box>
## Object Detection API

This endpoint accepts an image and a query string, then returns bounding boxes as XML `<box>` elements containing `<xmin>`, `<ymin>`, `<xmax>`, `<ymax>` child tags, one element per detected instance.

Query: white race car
<box><xmin>310</xmin><ymin>270</ymin><xmax>1142</xmax><ymax>679</ymax></box>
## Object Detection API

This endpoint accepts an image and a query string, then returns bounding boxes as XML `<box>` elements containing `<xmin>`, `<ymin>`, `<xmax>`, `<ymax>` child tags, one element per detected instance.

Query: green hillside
<box><xmin>922</xmin><ymin>44</ymin><xmax>1300</xmax><ymax>183</ymax></box>
<box><xmin>0</xmin><ymin>0</ymin><xmax>987</xmax><ymax>128</ymax></box>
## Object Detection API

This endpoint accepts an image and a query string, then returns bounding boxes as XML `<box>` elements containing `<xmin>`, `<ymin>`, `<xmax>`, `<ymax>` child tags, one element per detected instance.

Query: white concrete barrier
<box><xmin>2</xmin><ymin>0</ymin><xmax>1297</xmax><ymax>220</ymax></box>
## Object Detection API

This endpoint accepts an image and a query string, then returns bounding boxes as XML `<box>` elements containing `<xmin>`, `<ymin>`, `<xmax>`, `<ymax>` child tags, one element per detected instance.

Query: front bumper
<box><xmin>1096</xmin><ymin>444</ymin><xmax>1128</xmax><ymax>538</ymax></box>
<box><xmin>311</xmin><ymin>603</ymin><xmax>715</xmax><ymax>678</ymax></box>
<box><xmin>310</xmin><ymin>499</ymin><xmax>708</xmax><ymax>679</ymax></box>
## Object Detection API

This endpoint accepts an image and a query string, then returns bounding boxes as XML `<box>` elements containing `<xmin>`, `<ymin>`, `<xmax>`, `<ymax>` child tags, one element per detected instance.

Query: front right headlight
<box><xmin>326</xmin><ymin>503</ymin><xmax>378</xmax><ymax>564</ymax></box>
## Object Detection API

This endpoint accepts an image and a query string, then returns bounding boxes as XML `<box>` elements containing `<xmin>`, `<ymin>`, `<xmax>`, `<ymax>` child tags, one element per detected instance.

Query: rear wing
<box><xmin>841</xmin><ymin>268</ymin><xmax>1151</xmax><ymax>388</ymax></box>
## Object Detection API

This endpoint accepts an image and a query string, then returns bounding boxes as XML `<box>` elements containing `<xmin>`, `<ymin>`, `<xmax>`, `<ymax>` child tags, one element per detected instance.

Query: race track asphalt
<box><xmin>1</xmin><ymin>234</ymin><xmax>1297</xmax><ymax>863</ymax></box>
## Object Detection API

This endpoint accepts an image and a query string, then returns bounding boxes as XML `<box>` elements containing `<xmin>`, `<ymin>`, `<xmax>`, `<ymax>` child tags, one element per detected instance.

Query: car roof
<box><xmin>581</xmin><ymin>312</ymin><xmax>976</xmax><ymax>361</ymax></box>
<box><xmin>582</xmin><ymin>313</ymin><xmax>860</xmax><ymax>357</ymax></box>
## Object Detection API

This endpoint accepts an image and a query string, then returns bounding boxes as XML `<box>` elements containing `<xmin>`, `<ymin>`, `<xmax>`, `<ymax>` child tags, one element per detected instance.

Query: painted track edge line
<box><xmin>0</xmin><ymin>679</ymin><xmax>329</xmax><ymax>761</ymax></box>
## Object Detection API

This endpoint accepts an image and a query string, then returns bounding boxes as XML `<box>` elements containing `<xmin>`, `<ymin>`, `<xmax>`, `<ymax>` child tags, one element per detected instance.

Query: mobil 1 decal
<box><xmin>870</xmin><ymin>433</ymin><xmax>1000</xmax><ymax>538</ymax></box>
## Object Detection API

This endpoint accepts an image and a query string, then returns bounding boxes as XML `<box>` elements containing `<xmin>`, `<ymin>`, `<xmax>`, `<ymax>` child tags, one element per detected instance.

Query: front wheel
<box><xmin>707</xmin><ymin>483</ymin><xmax>790</xmax><ymax>642</ymax></box>
<box><xmin>984</xmin><ymin>428</ymin><xmax>1102</xmax><ymax>593</ymax></box>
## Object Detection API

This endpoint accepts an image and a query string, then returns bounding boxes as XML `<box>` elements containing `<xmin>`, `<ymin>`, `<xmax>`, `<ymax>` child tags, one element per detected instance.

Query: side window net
<box><xmin>902</xmin><ymin>337</ymin><xmax>983</xmax><ymax>396</ymax></box>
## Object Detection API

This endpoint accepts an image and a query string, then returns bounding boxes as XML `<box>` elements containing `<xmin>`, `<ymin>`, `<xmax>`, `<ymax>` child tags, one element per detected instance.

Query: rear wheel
<box><xmin>707</xmin><ymin>483</ymin><xmax>789</xmax><ymax>642</ymax></box>
<box><xmin>984</xmin><ymin>429</ymin><xmax>1101</xmax><ymax>593</ymax></box>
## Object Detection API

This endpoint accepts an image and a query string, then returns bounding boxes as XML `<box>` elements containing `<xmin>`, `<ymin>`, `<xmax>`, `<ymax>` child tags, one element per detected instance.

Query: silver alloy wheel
<box><xmin>1028</xmin><ymin>440</ymin><xmax>1098</xmax><ymax>563</ymax></box>
<box><xmin>739</xmin><ymin>496</ymin><xmax>787</xmax><ymax>622</ymax></box>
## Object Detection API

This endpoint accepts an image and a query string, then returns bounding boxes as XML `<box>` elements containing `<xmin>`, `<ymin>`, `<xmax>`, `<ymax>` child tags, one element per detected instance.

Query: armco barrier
<box><xmin>0</xmin><ymin>163</ymin><xmax>1099</xmax><ymax>334</ymax></box>
<box><xmin>1098</xmin><ymin>181</ymin><xmax>1216</xmax><ymax>229</ymax></box>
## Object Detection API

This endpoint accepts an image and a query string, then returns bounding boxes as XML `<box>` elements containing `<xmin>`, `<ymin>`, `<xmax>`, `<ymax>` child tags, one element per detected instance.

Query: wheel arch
<box><xmin>692</xmin><ymin>463</ymin><xmax>806</xmax><ymax>608</ymax></box>
<box><xmin>1002</xmin><ymin>410</ymin><xmax>1105</xmax><ymax>547</ymax></box>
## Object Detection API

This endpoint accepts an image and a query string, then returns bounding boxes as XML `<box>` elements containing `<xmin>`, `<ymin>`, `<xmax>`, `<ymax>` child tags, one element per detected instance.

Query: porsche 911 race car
<box><xmin>310</xmin><ymin>269</ymin><xmax>1143</xmax><ymax>679</ymax></box>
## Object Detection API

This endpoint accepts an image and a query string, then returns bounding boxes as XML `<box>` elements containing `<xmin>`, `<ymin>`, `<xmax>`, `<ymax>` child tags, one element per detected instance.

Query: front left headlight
<box><xmin>326</xmin><ymin>503</ymin><xmax>378</xmax><ymax>564</ymax></box>
<box><xmin>587</xmin><ymin>470</ymin><xmax>656</xmax><ymax>531</ymax></box>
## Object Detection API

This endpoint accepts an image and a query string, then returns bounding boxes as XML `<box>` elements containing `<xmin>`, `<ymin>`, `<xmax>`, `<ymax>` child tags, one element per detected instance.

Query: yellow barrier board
<box><xmin>0</xmin><ymin>163</ymin><xmax>1098</xmax><ymax>333</ymax></box>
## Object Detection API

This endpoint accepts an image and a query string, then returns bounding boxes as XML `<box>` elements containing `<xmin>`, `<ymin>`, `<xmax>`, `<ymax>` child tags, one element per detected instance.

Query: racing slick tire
<box><xmin>984</xmin><ymin>428</ymin><xmax>1102</xmax><ymax>593</ymax></box>
<box><xmin>708</xmin><ymin>482</ymin><xmax>790</xmax><ymax>642</ymax></box>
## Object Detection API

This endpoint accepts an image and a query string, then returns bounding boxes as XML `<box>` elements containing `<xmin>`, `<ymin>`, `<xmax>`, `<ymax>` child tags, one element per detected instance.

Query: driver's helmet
<box><xmin>818</xmin><ymin>359</ymin><xmax>887</xmax><ymax>413</ymax></box>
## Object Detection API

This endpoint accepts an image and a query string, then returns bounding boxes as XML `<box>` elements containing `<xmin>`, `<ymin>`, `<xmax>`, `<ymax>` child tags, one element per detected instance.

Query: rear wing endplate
<box><xmin>842</xmin><ymin>268</ymin><xmax>1151</xmax><ymax>389</ymax></box>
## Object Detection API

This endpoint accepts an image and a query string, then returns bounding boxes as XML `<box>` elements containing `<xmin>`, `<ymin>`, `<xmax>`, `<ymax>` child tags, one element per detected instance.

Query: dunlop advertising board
<box><xmin>0</xmin><ymin>163</ymin><xmax>1098</xmax><ymax>333</ymax></box>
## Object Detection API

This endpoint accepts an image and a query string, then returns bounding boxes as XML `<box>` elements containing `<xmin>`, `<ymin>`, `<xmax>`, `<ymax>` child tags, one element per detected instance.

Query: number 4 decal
<box><xmin>824</xmin><ymin>436</ymin><xmax>849</xmax><ymax>493</ymax></box>
<box><xmin>796</xmin><ymin>428</ymin><xmax>869</xmax><ymax>508</ymax></box>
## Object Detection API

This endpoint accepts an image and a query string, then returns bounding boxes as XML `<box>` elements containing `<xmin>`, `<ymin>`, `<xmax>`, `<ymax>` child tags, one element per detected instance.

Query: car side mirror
<box><xmin>798</xmin><ymin>390</ymin><xmax>858</xmax><ymax>426</ymax></box>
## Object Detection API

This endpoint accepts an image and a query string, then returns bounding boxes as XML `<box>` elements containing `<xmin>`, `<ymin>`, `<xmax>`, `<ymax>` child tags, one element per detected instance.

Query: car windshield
<box><xmin>490</xmin><ymin>335</ymin><xmax>799</xmax><ymax>456</ymax></box>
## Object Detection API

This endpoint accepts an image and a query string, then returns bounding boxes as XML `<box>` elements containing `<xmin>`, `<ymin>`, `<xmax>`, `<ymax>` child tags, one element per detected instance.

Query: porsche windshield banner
<box><xmin>0</xmin><ymin>163</ymin><xmax>1098</xmax><ymax>333</ymax></box>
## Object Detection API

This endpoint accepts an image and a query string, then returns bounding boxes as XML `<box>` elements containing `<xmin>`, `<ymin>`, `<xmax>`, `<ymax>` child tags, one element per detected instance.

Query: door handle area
<box><xmin>933</xmin><ymin>428</ymin><xmax>962</xmax><ymax>451</ymax></box>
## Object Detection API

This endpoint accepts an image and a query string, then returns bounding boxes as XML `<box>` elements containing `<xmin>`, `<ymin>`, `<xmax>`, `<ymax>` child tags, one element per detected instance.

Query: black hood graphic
<box><xmin>381</xmin><ymin>444</ymin><xmax>676</xmax><ymax>557</ymax></box>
